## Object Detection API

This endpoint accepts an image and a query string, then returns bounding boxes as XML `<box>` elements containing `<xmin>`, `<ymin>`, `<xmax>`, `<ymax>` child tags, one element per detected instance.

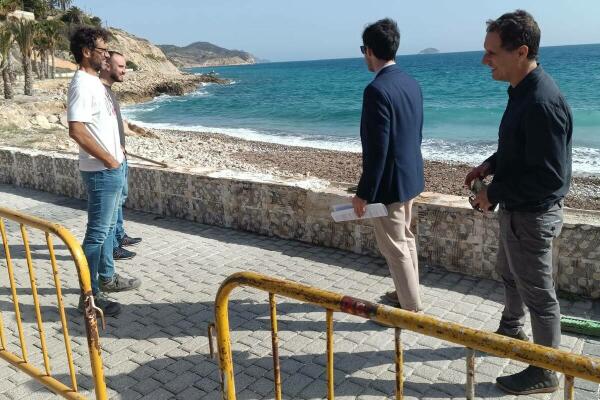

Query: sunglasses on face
<box><xmin>360</xmin><ymin>45</ymin><xmax>366</xmax><ymax>54</ymax></box>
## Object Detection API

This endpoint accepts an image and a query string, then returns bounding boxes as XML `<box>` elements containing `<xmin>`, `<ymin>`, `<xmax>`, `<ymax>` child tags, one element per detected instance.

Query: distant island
<box><xmin>418</xmin><ymin>48</ymin><xmax>440</xmax><ymax>55</ymax></box>
<box><xmin>158</xmin><ymin>42</ymin><xmax>257</xmax><ymax>67</ymax></box>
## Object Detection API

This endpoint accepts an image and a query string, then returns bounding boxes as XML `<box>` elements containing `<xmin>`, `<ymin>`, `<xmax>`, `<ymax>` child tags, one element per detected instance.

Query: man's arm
<box><xmin>69</xmin><ymin>121</ymin><xmax>120</xmax><ymax>169</ymax></box>
<box><xmin>486</xmin><ymin>103</ymin><xmax>570</xmax><ymax>205</ymax></box>
<box><xmin>123</xmin><ymin>119</ymin><xmax>137</xmax><ymax>136</ymax></box>
<box><xmin>356</xmin><ymin>86</ymin><xmax>391</xmax><ymax>201</ymax></box>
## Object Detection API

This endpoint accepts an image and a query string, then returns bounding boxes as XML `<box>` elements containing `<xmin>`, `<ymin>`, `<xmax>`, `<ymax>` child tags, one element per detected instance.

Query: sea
<box><xmin>123</xmin><ymin>44</ymin><xmax>600</xmax><ymax>175</ymax></box>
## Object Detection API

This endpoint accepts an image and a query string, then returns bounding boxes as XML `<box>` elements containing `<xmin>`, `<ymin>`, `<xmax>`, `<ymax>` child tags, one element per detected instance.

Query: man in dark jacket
<box><xmin>353</xmin><ymin>18</ymin><xmax>425</xmax><ymax>312</ymax></box>
<box><xmin>466</xmin><ymin>10</ymin><xmax>572</xmax><ymax>395</ymax></box>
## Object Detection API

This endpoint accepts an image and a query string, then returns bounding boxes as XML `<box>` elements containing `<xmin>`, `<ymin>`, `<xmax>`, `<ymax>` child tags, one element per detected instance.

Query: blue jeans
<box><xmin>113</xmin><ymin>159</ymin><xmax>128</xmax><ymax>249</ymax></box>
<box><xmin>81</xmin><ymin>163</ymin><xmax>124</xmax><ymax>294</ymax></box>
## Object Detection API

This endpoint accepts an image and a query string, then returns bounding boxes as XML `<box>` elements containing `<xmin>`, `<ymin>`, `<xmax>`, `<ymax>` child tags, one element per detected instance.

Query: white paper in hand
<box><xmin>331</xmin><ymin>203</ymin><xmax>388</xmax><ymax>222</ymax></box>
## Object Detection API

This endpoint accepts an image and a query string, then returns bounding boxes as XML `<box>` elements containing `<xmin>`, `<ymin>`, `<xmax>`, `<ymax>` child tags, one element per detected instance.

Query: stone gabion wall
<box><xmin>1</xmin><ymin>147</ymin><xmax>599</xmax><ymax>298</ymax></box>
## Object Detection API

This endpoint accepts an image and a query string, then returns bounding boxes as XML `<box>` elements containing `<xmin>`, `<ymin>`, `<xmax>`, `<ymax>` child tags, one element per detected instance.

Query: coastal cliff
<box><xmin>0</xmin><ymin>23</ymin><xmax>229</xmax><ymax>140</ymax></box>
<box><xmin>158</xmin><ymin>42</ymin><xmax>256</xmax><ymax>67</ymax></box>
<box><xmin>108</xmin><ymin>28</ymin><xmax>181</xmax><ymax>74</ymax></box>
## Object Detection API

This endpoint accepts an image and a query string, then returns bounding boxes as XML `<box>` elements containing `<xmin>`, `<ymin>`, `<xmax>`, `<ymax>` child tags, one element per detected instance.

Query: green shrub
<box><xmin>126</xmin><ymin>60</ymin><xmax>139</xmax><ymax>71</ymax></box>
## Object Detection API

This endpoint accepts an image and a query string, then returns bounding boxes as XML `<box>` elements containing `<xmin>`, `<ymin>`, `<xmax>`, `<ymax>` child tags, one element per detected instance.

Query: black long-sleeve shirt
<box><xmin>486</xmin><ymin>66</ymin><xmax>572</xmax><ymax>212</ymax></box>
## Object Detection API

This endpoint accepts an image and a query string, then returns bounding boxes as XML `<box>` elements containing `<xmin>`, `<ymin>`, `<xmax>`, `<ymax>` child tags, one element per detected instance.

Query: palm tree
<box><xmin>61</xmin><ymin>6</ymin><xmax>84</xmax><ymax>25</ymax></box>
<box><xmin>0</xmin><ymin>0</ymin><xmax>21</xmax><ymax>17</ymax></box>
<box><xmin>10</xmin><ymin>19</ymin><xmax>36</xmax><ymax>95</ymax></box>
<box><xmin>0</xmin><ymin>27</ymin><xmax>14</xmax><ymax>99</ymax></box>
<box><xmin>38</xmin><ymin>19</ymin><xmax>62</xmax><ymax>78</ymax></box>
<box><xmin>57</xmin><ymin>0</ymin><xmax>72</xmax><ymax>11</ymax></box>
<box><xmin>34</xmin><ymin>29</ymin><xmax>50</xmax><ymax>79</ymax></box>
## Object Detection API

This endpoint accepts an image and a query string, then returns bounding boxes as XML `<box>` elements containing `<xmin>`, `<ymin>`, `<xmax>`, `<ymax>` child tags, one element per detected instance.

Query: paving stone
<box><xmin>1</xmin><ymin>183</ymin><xmax>598</xmax><ymax>400</ymax></box>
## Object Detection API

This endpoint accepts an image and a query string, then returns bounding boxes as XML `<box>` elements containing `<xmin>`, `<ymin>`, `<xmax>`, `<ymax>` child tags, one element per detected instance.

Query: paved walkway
<box><xmin>0</xmin><ymin>183</ymin><xmax>599</xmax><ymax>400</ymax></box>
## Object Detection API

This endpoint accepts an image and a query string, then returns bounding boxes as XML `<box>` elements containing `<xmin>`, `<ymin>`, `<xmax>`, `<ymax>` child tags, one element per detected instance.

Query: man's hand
<box><xmin>352</xmin><ymin>195</ymin><xmax>367</xmax><ymax>218</ymax></box>
<box><xmin>472</xmin><ymin>187</ymin><xmax>492</xmax><ymax>212</ymax></box>
<box><xmin>69</xmin><ymin>121</ymin><xmax>120</xmax><ymax>169</ymax></box>
<box><xmin>464</xmin><ymin>161</ymin><xmax>491</xmax><ymax>189</ymax></box>
<box><xmin>104</xmin><ymin>157</ymin><xmax>120</xmax><ymax>169</ymax></box>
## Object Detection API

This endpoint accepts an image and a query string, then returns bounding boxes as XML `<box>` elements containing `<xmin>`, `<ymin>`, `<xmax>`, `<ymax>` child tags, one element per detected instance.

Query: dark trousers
<box><xmin>496</xmin><ymin>204</ymin><xmax>563</xmax><ymax>348</ymax></box>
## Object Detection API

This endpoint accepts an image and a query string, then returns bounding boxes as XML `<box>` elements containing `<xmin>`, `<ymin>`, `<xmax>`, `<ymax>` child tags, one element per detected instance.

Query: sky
<box><xmin>74</xmin><ymin>0</ymin><xmax>600</xmax><ymax>62</ymax></box>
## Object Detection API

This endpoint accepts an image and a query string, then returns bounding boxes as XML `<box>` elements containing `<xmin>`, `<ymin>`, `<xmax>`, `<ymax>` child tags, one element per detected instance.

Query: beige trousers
<box><xmin>372</xmin><ymin>199</ymin><xmax>421</xmax><ymax>311</ymax></box>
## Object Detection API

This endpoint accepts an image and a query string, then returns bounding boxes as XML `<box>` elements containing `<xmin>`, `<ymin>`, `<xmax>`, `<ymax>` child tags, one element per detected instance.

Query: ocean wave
<box><xmin>124</xmin><ymin>105</ymin><xmax>159</xmax><ymax>113</ymax></box>
<box><xmin>127</xmin><ymin>121</ymin><xmax>362</xmax><ymax>152</ymax></box>
<box><xmin>421</xmin><ymin>138</ymin><xmax>600</xmax><ymax>174</ymax></box>
<box><xmin>126</xmin><ymin>120</ymin><xmax>600</xmax><ymax>175</ymax></box>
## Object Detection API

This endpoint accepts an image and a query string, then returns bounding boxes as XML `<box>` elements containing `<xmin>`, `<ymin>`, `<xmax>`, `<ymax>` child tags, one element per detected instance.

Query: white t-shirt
<box><xmin>67</xmin><ymin>70</ymin><xmax>124</xmax><ymax>171</ymax></box>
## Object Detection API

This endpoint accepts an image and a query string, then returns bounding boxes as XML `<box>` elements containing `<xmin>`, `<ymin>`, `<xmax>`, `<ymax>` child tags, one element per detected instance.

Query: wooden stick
<box><xmin>126</xmin><ymin>152</ymin><xmax>169</xmax><ymax>168</ymax></box>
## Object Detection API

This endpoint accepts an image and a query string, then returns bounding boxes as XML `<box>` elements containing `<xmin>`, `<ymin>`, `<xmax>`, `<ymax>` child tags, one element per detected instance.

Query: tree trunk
<box><xmin>3</xmin><ymin>68</ymin><xmax>13</xmax><ymax>99</ymax></box>
<box><xmin>8</xmin><ymin>54</ymin><xmax>16</xmax><ymax>86</ymax></box>
<box><xmin>23</xmin><ymin>56</ymin><xmax>33</xmax><ymax>96</ymax></box>
<box><xmin>32</xmin><ymin>53</ymin><xmax>40</xmax><ymax>80</ymax></box>
<box><xmin>51</xmin><ymin>52</ymin><xmax>55</xmax><ymax>79</ymax></box>
<box><xmin>41</xmin><ymin>53</ymin><xmax>47</xmax><ymax>79</ymax></box>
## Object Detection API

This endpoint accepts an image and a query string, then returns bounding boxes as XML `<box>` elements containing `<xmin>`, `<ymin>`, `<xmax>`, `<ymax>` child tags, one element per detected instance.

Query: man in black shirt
<box><xmin>465</xmin><ymin>10</ymin><xmax>572</xmax><ymax>395</ymax></box>
<box><xmin>100</xmin><ymin>51</ymin><xmax>143</xmax><ymax>261</ymax></box>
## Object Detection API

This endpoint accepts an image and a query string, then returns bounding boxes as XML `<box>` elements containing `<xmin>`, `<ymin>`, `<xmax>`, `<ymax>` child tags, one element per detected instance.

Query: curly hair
<box><xmin>69</xmin><ymin>26</ymin><xmax>110</xmax><ymax>64</ymax></box>
<box><xmin>362</xmin><ymin>18</ymin><xmax>400</xmax><ymax>61</ymax></box>
<box><xmin>486</xmin><ymin>10</ymin><xmax>540</xmax><ymax>60</ymax></box>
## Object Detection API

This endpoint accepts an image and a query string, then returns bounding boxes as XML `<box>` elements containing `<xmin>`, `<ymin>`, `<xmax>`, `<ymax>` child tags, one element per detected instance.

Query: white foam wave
<box><xmin>125</xmin><ymin>105</ymin><xmax>159</xmax><ymax>113</ymax></box>
<box><xmin>128</xmin><ymin>121</ymin><xmax>363</xmax><ymax>152</ymax></box>
<box><xmin>421</xmin><ymin>138</ymin><xmax>600</xmax><ymax>175</ymax></box>
<box><xmin>124</xmin><ymin>120</ymin><xmax>600</xmax><ymax>175</ymax></box>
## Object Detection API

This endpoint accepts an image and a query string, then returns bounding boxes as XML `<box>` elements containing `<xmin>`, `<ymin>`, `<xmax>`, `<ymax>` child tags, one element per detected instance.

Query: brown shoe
<box><xmin>381</xmin><ymin>291</ymin><xmax>401</xmax><ymax>306</ymax></box>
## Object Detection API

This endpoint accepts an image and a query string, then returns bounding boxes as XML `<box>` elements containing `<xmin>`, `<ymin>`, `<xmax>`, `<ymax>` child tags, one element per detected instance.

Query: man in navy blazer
<box><xmin>352</xmin><ymin>18</ymin><xmax>425</xmax><ymax>312</ymax></box>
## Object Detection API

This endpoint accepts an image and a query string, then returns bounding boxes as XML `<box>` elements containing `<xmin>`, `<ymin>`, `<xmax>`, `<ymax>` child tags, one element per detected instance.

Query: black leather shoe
<box><xmin>380</xmin><ymin>291</ymin><xmax>401</xmax><ymax>307</ymax></box>
<box><xmin>496</xmin><ymin>366</ymin><xmax>559</xmax><ymax>395</ymax></box>
<box><xmin>113</xmin><ymin>246</ymin><xmax>136</xmax><ymax>260</ymax></box>
<box><xmin>495</xmin><ymin>326</ymin><xmax>529</xmax><ymax>341</ymax></box>
<box><xmin>120</xmin><ymin>234</ymin><xmax>142</xmax><ymax>247</ymax></box>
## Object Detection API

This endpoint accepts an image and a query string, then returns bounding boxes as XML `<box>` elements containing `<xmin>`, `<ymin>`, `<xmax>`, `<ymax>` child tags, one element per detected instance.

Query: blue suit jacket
<box><xmin>356</xmin><ymin>64</ymin><xmax>425</xmax><ymax>205</ymax></box>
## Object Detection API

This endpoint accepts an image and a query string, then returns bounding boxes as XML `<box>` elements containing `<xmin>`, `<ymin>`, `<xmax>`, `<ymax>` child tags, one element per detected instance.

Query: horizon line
<box><xmin>268</xmin><ymin>41</ymin><xmax>600</xmax><ymax>64</ymax></box>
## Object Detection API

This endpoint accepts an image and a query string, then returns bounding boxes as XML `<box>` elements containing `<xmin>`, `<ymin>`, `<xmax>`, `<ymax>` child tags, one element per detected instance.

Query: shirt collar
<box><xmin>508</xmin><ymin>64</ymin><xmax>543</xmax><ymax>99</ymax></box>
<box><xmin>376</xmin><ymin>61</ymin><xmax>396</xmax><ymax>77</ymax></box>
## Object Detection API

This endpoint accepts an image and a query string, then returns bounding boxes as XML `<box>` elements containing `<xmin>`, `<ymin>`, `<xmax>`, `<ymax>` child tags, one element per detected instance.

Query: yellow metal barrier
<box><xmin>0</xmin><ymin>206</ymin><xmax>107</xmax><ymax>399</ymax></box>
<box><xmin>214</xmin><ymin>271</ymin><xmax>600</xmax><ymax>400</ymax></box>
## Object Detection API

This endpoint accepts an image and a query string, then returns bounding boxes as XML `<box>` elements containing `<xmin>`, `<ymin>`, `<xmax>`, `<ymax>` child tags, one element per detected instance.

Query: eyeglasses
<box><xmin>94</xmin><ymin>47</ymin><xmax>109</xmax><ymax>55</ymax></box>
<box><xmin>360</xmin><ymin>45</ymin><xmax>366</xmax><ymax>55</ymax></box>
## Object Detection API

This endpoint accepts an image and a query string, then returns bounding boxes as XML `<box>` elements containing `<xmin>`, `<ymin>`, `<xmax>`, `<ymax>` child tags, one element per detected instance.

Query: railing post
<box><xmin>466</xmin><ymin>348</ymin><xmax>475</xmax><ymax>399</ymax></box>
<box><xmin>269</xmin><ymin>293</ymin><xmax>282</xmax><ymax>400</ymax></box>
<box><xmin>564</xmin><ymin>375</ymin><xmax>574</xmax><ymax>400</ymax></box>
<box><xmin>215</xmin><ymin>284</ymin><xmax>236</xmax><ymax>400</ymax></box>
<box><xmin>395</xmin><ymin>328</ymin><xmax>403</xmax><ymax>400</ymax></box>
<box><xmin>326</xmin><ymin>309</ymin><xmax>334</xmax><ymax>400</ymax></box>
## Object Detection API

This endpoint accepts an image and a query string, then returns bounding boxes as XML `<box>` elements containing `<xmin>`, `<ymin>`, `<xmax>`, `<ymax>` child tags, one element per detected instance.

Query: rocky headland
<box><xmin>158</xmin><ymin>41</ymin><xmax>256</xmax><ymax>67</ymax></box>
<box><xmin>419</xmin><ymin>48</ymin><xmax>440</xmax><ymax>54</ymax></box>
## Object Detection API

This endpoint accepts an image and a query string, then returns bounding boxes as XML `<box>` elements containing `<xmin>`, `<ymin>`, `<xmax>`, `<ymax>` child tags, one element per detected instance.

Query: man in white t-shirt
<box><xmin>67</xmin><ymin>27</ymin><xmax>141</xmax><ymax>317</ymax></box>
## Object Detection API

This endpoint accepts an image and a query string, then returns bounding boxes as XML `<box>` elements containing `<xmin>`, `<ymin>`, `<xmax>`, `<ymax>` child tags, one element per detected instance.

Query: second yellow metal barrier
<box><xmin>214</xmin><ymin>271</ymin><xmax>600</xmax><ymax>400</ymax></box>
<box><xmin>0</xmin><ymin>206</ymin><xmax>107</xmax><ymax>399</ymax></box>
